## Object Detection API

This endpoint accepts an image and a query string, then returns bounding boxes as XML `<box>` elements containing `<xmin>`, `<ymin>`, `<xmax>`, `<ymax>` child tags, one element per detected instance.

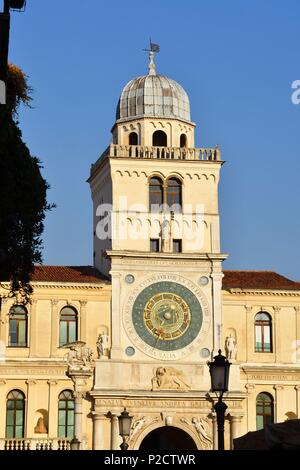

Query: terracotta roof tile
<box><xmin>223</xmin><ymin>270</ymin><xmax>300</xmax><ymax>291</ymax></box>
<box><xmin>30</xmin><ymin>266</ymin><xmax>300</xmax><ymax>291</ymax></box>
<box><xmin>31</xmin><ymin>266</ymin><xmax>109</xmax><ymax>284</ymax></box>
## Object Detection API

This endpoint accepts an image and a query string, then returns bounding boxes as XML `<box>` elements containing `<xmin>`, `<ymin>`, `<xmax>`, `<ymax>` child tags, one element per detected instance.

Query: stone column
<box><xmin>273</xmin><ymin>306</ymin><xmax>281</xmax><ymax>362</ymax></box>
<box><xmin>229</xmin><ymin>414</ymin><xmax>243</xmax><ymax>450</ymax></box>
<box><xmin>0</xmin><ymin>298</ymin><xmax>9</xmax><ymax>349</ymax></box>
<box><xmin>92</xmin><ymin>413</ymin><xmax>106</xmax><ymax>450</ymax></box>
<box><xmin>273</xmin><ymin>384</ymin><xmax>284</xmax><ymax>423</ymax></box>
<box><xmin>211</xmin><ymin>270</ymin><xmax>224</xmax><ymax>355</ymax></box>
<box><xmin>25</xmin><ymin>380</ymin><xmax>37</xmax><ymax>438</ymax></box>
<box><xmin>47</xmin><ymin>380</ymin><xmax>58</xmax><ymax>438</ymax></box>
<box><xmin>50</xmin><ymin>300</ymin><xmax>59</xmax><ymax>356</ymax></box>
<box><xmin>29</xmin><ymin>300</ymin><xmax>38</xmax><ymax>356</ymax></box>
<box><xmin>245</xmin><ymin>384</ymin><xmax>256</xmax><ymax>431</ymax></box>
<box><xmin>111</xmin><ymin>414</ymin><xmax>120</xmax><ymax>450</ymax></box>
<box><xmin>79</xmin><ymin>301</ymin><xmax>87</xmax><ymax>343</ymax></box>
<box><xmin>295</xmin><ymin>307</ymin><xmax>300</xmax><ymax>363</ymax></box>
<box><xmin>66</xmin><ymin>349</ymin><xmax>94</xmax><ymax>449</ymax></box>
<box><xmin>245</xmin><ymin>305</ymin><xmax>252</xmax><ymax>362</ymax></box>
<box><xmin>209</xmin><ymin>411</ymin><xmax>218</xmax><ymax>450</ymax></box>
<box><xmin>110</xmin><ymin>271</ymin><xmax>122</xmax><ymax>359</ymax></box>
<box><xmin>295</xmin><ymin>385</ymin><xmax>300</xmax><ymax>418</ymax></box>
<box><xmin>74</xmin><ymin>392</ymin><xmax>83</xmax><ymax>443</ymax></box>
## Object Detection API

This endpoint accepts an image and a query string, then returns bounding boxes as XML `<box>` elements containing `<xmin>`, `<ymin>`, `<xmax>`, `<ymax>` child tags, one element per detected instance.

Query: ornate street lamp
<box><xmin>8</xmin><ymin>0</ymin><xmax>26</xmax><ymax>10</ymax></box>
<box><xmin>70</xmin><ymin>437</ymin><xmax>81</xmax><ymax>451</ymax></box>
<box><xmin>0</xmin><ymin>0</ymin><xmax>27</xmax><ymax>104</ymax></box>
<box><xmin>118</xmin><ymin>408</ymin><xmax>133</xmax><ymax>450</ymax></box>
<box><xmin>208</xmin><ymin>349</ymin><xmax>231</xmax><ymax>451</ymax></box>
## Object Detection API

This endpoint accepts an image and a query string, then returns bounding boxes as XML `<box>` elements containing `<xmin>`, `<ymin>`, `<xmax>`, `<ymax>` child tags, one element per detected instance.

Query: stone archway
<box><xmin>139</xmin><ymin>426</ymin><xmax>198</xmax><ymax>451</ymax></box>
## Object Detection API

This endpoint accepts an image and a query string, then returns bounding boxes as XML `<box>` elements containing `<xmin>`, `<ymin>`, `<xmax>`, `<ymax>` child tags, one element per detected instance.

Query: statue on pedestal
<box><xmin>96</xmin><ymin>333</ymin><xmax>110</xmax><ymax>358</ymax></box>
<box><xmin>225</xmin><ymin>334</ymin><xmax>237</xmax><ymax>361</ymax></box>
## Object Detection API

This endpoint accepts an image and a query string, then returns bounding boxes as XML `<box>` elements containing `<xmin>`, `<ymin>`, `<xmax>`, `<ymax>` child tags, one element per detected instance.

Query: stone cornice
<box><xmin>0</xmin><ymin>282</ymin><xmax>110</xmax><ymax>291</ymax></box>
<box><xmin>224</xmin><ymin>288</ymin><xmax>300</xmax><ymax>297</ymax></box>
<box><xmin>90</xmin><ymin>390</ymin><xmax>246</xmax><ymax>400</ymax></box>
<box><xmin>241</xmin><ymin>365</ymin><xmax>300</xmax><ymax>375</ymax></box>
<box><xmin>107</xmin><ymin>251</ymin><xmax>228</xmax><ymax>262</ymax></box>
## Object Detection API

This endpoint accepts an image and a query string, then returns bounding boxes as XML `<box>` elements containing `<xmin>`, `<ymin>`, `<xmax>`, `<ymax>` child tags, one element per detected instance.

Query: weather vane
<box><xmin>143</xmin><ymin>39</ymin><xmax>160</xmax><ymax>76</ymax></box>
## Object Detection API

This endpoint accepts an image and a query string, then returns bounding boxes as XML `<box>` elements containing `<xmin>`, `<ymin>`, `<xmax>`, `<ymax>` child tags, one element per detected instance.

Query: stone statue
<box><xmin>65</xmin><ymin>342</ymin><xmax>93</xmax><ymax>369</ymax></box>
<box><xmin>130</xmin><ymin>416</ymin><xmax>147</xmax><ymax>439</ymax></box>
<box><xmin>161</xmin><ymin>219</ymin><xmax>172</xmax><ymax>253</ymax></box>
<box><xmin>96</xmin><ymin>333</ymin><xmax>109</xmax><ymax>358</ymax></box>
<box><xmin>191</xmin><ymin>417</ymin><xmax>212</xmax><ymax>444</ymax></box>
<box><xmin>34</xmin><ymin>417</ymin><xmax>48</xmax><ymax>434</ymax></box>
<box><xmin>151</xmin><ymin>367</ymin><xmax>190</xmax><ymax>391</ymax></box>
<box><xmin>180</xmin><ymin>417</ymin><xmax>212</xmax><ymax>448</ymax></box>
<box><xmin>225</xmin><ymin>334</ymin><xmax>237</xmax><ymax>361</ymax></box>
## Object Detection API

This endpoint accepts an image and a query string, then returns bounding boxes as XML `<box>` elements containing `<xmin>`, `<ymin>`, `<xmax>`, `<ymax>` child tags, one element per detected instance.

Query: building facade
<box><xmin>0</xmin><ymin>51</ymin><xmax>300</xmax><ymax>450</ymax></box>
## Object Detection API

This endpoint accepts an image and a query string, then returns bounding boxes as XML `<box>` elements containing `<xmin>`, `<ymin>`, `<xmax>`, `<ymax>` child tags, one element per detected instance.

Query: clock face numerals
<box><xmin>132</xmin><ymin>281</ymin><xmax>202</xmax><ymax>351</ymax></box>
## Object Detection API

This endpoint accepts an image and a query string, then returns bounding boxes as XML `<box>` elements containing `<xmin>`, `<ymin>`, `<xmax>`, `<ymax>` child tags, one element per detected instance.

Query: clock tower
<box><xmin>88</xmin><ymin>49</ymin><xmax>235</xmax><ymax>450</ymax></box>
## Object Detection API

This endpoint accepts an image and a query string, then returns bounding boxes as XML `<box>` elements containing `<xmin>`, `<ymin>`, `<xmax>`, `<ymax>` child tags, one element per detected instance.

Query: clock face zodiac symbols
<box><xmin>144</xmin><ymin>292</ymin><xmax>190</xmax><ymax>341</ymax></box>
<box><xmin>132</xmin><ymin>281</ymin><xmax>203</xmax><ymax>351</ymax></box>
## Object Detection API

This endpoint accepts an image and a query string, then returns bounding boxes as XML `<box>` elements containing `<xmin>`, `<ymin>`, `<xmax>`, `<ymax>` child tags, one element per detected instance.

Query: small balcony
<box><xmin>91</xmin><ymin>144</ymin><xmax>221</xmax><ymax>175</ymax></box>
<box><xmin>108</xmin><ymin>144</ymin><xmax>221</xmax><ymax>161</ymax></box>
<box><xmin>0</xmin><ymin>438</ymin><xmax>71</xmax><ymax>450</ymax></box>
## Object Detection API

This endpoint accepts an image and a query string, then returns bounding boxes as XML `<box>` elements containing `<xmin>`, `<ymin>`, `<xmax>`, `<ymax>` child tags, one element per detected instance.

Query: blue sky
<box><xmin>8</xmin><ymin>0</ymin><xmax>300</xmax><ymax>280</ymax></box>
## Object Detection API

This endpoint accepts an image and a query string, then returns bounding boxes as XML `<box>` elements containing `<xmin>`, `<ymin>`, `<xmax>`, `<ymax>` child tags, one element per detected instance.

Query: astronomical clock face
<box><xmin>132</xmin><ymin>281</ymin><xmax>203</xmax><ymax>352</ymax></box>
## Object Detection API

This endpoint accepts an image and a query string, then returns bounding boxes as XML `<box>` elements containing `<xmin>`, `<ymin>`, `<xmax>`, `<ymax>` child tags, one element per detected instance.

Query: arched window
<box><xmin>6</xmin><ymin>390</ymin><xmax>25</xmax><ymax>438</ymax></box>
<box><xmin>152</xmin><ymin>130</ymin><xmax>167</xmax><ymax>147</ymax></box>
<box><xmin>180</xmin><ymin>134</ymin><xmax>187</xmax><ymax>148</ymax></box>
<box><xmin>58</xmin><ymin>390</ymin><xmax>75</xmax><ymax>439</ymax></box>
<box><xmin>255</xmin><ymin>312</ymin><xmax>272</xmax><ymax>352</ymax></box>
<box><xmin>59</xmin><ymin>307</ymin><xmax>78</xmax><ymax>347</ymax></box>
<box><xmin>149</xmin><ymin>177</ymin><xmax>163</xmax><ymax>211</ymax></box>
<box><xmin>129</xmin><ymin>132</ymin><xmax>138</xmax><ymax>145</ymax></box>
<box><xmin>9</xmin><ymin>305</ymin><xmax>28</xmax><ymax>347</ymax></box>
<box><xmin>166</xmin><ymin>178</ymin><xmax>182</xmax><ymax>211</ymax></box>
<box><xmin>256</xmin><ymin>392</ymin><xmax>274</xmax><ymax>430</ymax></box>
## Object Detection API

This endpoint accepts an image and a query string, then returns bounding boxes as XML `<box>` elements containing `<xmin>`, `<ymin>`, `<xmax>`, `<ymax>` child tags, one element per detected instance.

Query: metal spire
<box><xmin>143</xmin><ymin>39</ymin><xmax>160</xmax><ymax>76</ymax></box>
<box><xmin>148</xmin><ymin>50</ymin><xmax>156</xmax><ymax>75</ymax></box>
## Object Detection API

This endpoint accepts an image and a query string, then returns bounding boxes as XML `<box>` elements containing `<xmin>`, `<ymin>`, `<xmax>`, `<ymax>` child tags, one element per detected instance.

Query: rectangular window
<box><xmin>255</xmin><ymin>325</ymin><xmax>262</xmax><ymax>352</ymax></box>
<box><xmin>18</xmin><ymin>320</ymin><xmax>27</xmax><ymax>346</ymax></box>
<box><xmin>150</xmin><ymin>192</ymin><xmax>163</xmax><ymax>210</ymax></box>
<box><xmin>9</xmin><ymin>320</ymin><xmax>17</xmax><ymax>345</ymax></box>
<box><xmin>173</xmin><ymin>239</ymin><xmax>182</xmax><ymax>253</ymax></box>
<box><xmin>150</xmin><ymin>239</ymin><xmax>160</xmax><ymax>253</ymax></box>
<box><xmin>68</xmin><ymin>321</ymin><xmax>77</xmax><ymax>344</ymax></box>
<box><xmin>59</xmin><ymin>322</ymin><xmax>67</xmax><ymax>347</ymax></box>
<box><xmin>256</xmin><ymin>415</ymin><xmax>264</xmax><ymax>431</ymax></box>
<box><xmin>263</xmin><ymin>325</ymin><xmax>271</xmax><ymax>352</ymax></box>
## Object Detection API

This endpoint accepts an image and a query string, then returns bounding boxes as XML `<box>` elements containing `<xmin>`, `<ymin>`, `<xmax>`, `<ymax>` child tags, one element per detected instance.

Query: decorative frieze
<box><xmin>245</xmin><ymin>373</ymin><xmax>300</xmax><ymax>381</ymax></box>
<box><xmin>93</xmin><ymin>398</ymin><xmax>243</xmax><ymax>409</ymax></box>
<box><xmin>0</xmin><ymin>367</ymin><xmax>66</xmax><ymax>376</ymax></box>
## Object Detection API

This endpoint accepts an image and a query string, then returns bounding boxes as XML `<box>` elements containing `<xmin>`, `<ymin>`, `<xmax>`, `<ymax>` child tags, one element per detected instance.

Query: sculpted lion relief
<box><xmin>151</xmin><ymin>367</ymin><xmax>190</xmax><ymax>391</ymax></box>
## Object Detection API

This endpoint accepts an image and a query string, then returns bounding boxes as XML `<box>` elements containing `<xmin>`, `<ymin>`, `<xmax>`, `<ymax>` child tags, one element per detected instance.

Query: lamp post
<box><xmin>70</xmin><ymin>437</ymin><xmax>81</xmax><ymax>451</ymax></box>
<box><xmin>0</xmin><ymin>0</ymin><xmax>26</xmax><ymax>104</ymax></box>
<box><xmin>118</xmin><ymin>408</ymin><xmax>132</xmax><ymax>450</ymax></box>
<box><xmin>208</xmin><ymin>349</ymin><xmax>231</xmax><ymax>451</ymax></box>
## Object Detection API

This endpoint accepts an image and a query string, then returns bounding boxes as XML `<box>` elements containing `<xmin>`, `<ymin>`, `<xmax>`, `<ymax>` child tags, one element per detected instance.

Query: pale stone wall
<box><xmin>223</xmin><ymin>289</ymin><xmax>300</xmax><ymax>436</ymax></box>
<box><xmin>114</xmin><ymin>117</ymin><xmax>195</xmax><ymax>148</ymax></box>
<box><xmin>0</xmin><ymin>282</ymin><xmax>111</xmax><ymax>450</ymax></box>
<box><xmin>90</xmin><ymin>158</ymin><xmax>221</xmax><ymax>257</ymax></box>
<box><xmin>1</xmin><ymin>284</ymin><xmax>300</xmax><ymax>449</ymax></box>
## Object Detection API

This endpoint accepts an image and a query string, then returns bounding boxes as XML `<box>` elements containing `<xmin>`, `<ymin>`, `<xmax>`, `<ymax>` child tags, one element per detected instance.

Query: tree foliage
<box><xmin>0</xmin><ymin>65</ymin><xmax>54</xmax><ymax>304</ymax></box>
<box><xmin>6</xmin><ymin>63</ymin><xmax>33</xmax><ymax>115</ymax></box>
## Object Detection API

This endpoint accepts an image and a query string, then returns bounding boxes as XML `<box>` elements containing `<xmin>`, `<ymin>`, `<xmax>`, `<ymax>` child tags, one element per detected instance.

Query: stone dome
<box><xmin>116</xmin><ymin>74</ymin><xmax>191</xmax><ymax>123</ymax></box>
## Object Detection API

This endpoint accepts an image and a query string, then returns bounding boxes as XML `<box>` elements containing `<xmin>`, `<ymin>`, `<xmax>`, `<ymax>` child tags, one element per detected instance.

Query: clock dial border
<box><xmin>132</xmin><ymin>281</ymin><xmax>202</xmax><ymax>351</ymax></box>
<box><xmin>123</xmin><ymin>274</ymin><xmax>211</xmax><ymax>360</ymax></box>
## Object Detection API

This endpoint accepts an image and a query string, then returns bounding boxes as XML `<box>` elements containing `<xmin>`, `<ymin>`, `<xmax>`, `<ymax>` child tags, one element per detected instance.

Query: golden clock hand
<box><xmin>153</xmin><ymin>324</ymin><xmax>165</xmax><ymax>349</ymax></box>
